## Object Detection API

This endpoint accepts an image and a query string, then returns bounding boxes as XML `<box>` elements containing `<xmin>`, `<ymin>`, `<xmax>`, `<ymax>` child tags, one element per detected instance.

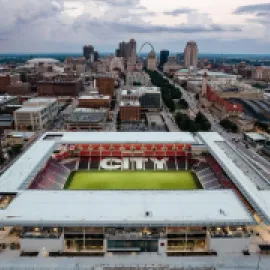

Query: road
<box><xmin>160</xmin><ymin>110</ymin><xmax>179</xmax><ymax>132</ymax></box>
<box><xmin>158</xmin><ymin>70</ymin><xmax>270</xmax><ymax>175</ymax></box>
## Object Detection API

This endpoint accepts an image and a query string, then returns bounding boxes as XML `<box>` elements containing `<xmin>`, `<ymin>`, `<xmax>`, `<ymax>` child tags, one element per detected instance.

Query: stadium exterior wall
<box><xmin>210</xmin><ymin>237</ymin><xmax>250</xmax><ymax>253</ymax></box>
<box><xmin>20</xmin><ymin>233</ymin><xmax>64</xmax><ymax>252</ymax></box>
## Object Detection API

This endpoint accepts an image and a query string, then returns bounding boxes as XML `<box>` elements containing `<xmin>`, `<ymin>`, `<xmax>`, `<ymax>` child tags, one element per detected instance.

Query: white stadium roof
<box><xmin>198</xmin><ymin>132</ymin><xmax>270</xmax><ymax>224</ymax></box>
<box><xmin>59</xmin><ymin>132</ymin><xmax>197</xmax><ymax>144</ymax></box>
<box><xmin>0</xmin><ymin>190</ymin><xmax>254</xmax><ymax>226</ymax></box>
<box><xmin>0</xmin><ymin>131</ymin><xmax>270</xmax><ymax>226</ymax></box>
<box><xmin>26</xmin><ymin>58</ymin><xmax>60</xmax><ymax>65</ymax></box>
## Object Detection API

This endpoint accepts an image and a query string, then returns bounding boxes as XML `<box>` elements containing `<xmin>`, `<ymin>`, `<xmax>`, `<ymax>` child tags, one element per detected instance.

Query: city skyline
<box><xmin>0</xmin><ymin>0</ymin><xmax>270</xmax><ymax>53</ymax></box>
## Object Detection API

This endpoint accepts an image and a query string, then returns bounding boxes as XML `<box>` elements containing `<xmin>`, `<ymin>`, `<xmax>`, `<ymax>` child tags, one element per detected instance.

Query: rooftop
<box><xmin>73</xmin><ymin>108</ymin><xmax>108</xmax><ymax>113</ymax></box>
<box><xmin>121</xmin><ymin>87</ymin><xmax>160</xmax><ymax>96</ymax></box>
<box><xmin>26</xmin><ymin>58</ymin><xmax>59</xmax><ymax>65</ymax></box>
<box><xmin>25</xmin><ymin>98</ymin><xmax>57</xmax><ymax>104</ymax></box>
<box><xmin>198</xmin><ymin>132</ymin><xmax>270</xmax><ymax>224</ymax></box>
<box><xmin>79</xmin><ymin>95</ymin><xmax>111</xmax><ymax>100</ymax></box>
<box><xmin>6</xmin><ymin>131</ymin><xmax>36</xmax><ymax>139</ymax></box>
<box><xmin>120</xmin><ymin>101</ymin><xmax>140</xmax><ymax>107</ymax></box>
<box><xmin>15</xmin><ymin>105</ymin><xmax>47</xmax><ymax>113</ymax></box>
<box><xmin>69</xmin><ymin>108</ymin><xmax>108</xmax><ymax>123</ymax></box>
<box><xmin>0</xmin><ymin>190</ymin><xmax>254</xmax><ymax>226</ymax></box>
<box><xmin>245</xmin><ymin>132</ymin><xmax>268</xmax><ymax>142</ymax></box>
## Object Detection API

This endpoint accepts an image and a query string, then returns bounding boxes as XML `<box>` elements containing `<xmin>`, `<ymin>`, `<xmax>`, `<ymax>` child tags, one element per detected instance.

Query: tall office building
<box><xmin>184</xmin><ymin>41</ymin><xmax>198</xmax><ymax>68</ymax></box>
<box><xmin>94</xmin><ymin>51</ymin><xmax>100</xmax><ymax>62</ymax></box>
<box><xmin>117</xmin><ymin>39</ymin><xmax>136</xmax><ymax>60</ymax></box>
<box><xmin>83</xmin><ymin>45</ymin><xmax>94</xmax><ymax>61</ymax></box>
<box><xmin>117</xmin><ymin>39</ymin><xmax>137</xmax><ymax>71</ymax></box>
<box><xmin>159</xmin><ymin>50</ymin><xmax>169</xmax><ymax>68</ymax></box>
<box><xmin>176</xmin><ymin>53</ymin><xmax>184</xmax><ymax>65</ymax></box>
<box><xmin>147</xmin><ymin>51</ymin><xmax>157</xmax><ymax>71</ymax></box>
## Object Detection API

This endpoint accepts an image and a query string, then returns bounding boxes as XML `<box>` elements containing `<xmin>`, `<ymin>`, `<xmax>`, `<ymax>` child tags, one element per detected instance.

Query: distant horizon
<box><xmin>1</xmin><ymin>52</ymin><xmax>270</xmax><ymax>57</ymax></box>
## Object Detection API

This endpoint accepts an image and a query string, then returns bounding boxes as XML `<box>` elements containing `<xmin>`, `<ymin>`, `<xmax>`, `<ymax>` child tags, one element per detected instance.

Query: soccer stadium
<box><xmin>0</xmin><ymin>132</ymin><xmax>270</xmax><ymax>259</ymax></box>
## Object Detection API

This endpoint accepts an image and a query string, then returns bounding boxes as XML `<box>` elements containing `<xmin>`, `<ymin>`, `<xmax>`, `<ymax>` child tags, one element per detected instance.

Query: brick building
<box><xmin>37</xmin><ymin>79</ymin><xmax>83</xmax><ymax>97</ymax></box>
<box><xmin>78</xmin><ymin>95</ymin><xmax>111</xmax><ymax>109</ymax></box>
<box><xmin>0</xmin><ymin>74</ymin><xmax>11</xmax><ymax>93</ymax></box>
<box><xmin>5</xmin><ymin>83</ymin><xmax>31</xmax><ymax>95</ymax></box>
<box><xmin>120</xmin><ymin>101</ymin><xmax>140</xmax><ymax>121</ymax></box>
<box><xmin>96</xmin><ymin>77</ymin><xmax>115</xmax><ymax>97</ymax></box>
<box><xmin>206</xmin><ymin>85</ymin><xmax>243</xmax><ymax>119</ymax></box>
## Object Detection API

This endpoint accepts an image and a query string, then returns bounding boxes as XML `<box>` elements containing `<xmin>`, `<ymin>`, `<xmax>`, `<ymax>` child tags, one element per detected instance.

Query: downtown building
<box><xmin>184</xmin><ymin>41</ymin><xmax>198</xmax><ymax>68</ymax></box>
<box><xmin>159</xmin><ymin>50</ymin><xmax>170</xmax><ymax>69</ymax></box>
<box><xmin>37</xmin><ymin>75</ymin><xmax>83</xmax><ymax>97</ymax></box>
<box><xmin>14</xmin><ymin>98</ymin><xmax>58</xmax><ymax>131</ymax></box>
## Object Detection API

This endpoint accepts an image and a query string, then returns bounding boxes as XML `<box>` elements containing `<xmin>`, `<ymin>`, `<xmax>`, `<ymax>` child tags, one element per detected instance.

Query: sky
<box><xmin>0</xmin><ymin>0</ymin><xmax>270</xmax><ymax>54</ymax></box>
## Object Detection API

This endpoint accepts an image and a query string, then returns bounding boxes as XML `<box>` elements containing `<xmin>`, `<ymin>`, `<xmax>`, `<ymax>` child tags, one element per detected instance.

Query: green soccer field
<box><xmin>64</xmin><ymin>171</ymin><xmax>201</xmax><ymax>190</ymax></box>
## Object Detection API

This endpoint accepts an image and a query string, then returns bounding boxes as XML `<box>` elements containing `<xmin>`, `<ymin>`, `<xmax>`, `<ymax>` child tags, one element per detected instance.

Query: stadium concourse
<box><xmin>0</xmin><ymin>132</ymin><xmax>270</xmax><ymax>265</ymax></box>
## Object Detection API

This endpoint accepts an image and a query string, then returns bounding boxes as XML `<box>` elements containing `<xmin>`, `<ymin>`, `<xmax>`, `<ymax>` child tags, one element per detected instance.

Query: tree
<box><xmin>0</xmin><ymin>155</ymin><xmax>5</xmax><ymax>165</ymax></box>
<box><xmin>133</xmin><ymin>82</ymin><xmax>142</xmax><ymax>86</ymax></box>
<box><xmin>195</xmin><ymin>112</ymin><xmax>211</xmax><ymax>131</ymax></box>
<box><xmin>12</xmin><ymin>144</ymin><xmax>23</xmax><ymax>155</ymax></box>
<box><xmin>178</xmin><ymin>99</ymin><xmax>189</xmax><ymax>109</ymax></box>
<box><xmin>220</xmin><ymin>119</ymin><xmax>238</xmax><ymax>133</ymax></box>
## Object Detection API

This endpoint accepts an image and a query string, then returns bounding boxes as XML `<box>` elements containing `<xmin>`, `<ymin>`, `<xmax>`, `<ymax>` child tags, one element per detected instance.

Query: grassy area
<box><xmin>64</xmin><ymin>171</ymin><xmax>201</xmax><ymax>190</ymax></box>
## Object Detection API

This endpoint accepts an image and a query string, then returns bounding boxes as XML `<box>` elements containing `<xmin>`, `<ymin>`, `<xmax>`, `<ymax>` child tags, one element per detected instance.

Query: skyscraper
<box><xmin>160</xmin><ymin>50</ymin><xmax>169</xmax><ymax>68</ymax></box>
<box><xmin>117</xmin><ymin>39</ymin><xmax>137</xmax><ymax>71</ymax></box>
<box><xmin>147</xmin><ymin>50</ymin><xmax>157</xmax><ymax>71</ymax></box>
<box><xmin>176</xmin><ymin>53</ymin><xmax>184</xmax><ymax>65</ymax></box>
<box><xmin>184</xmin><ymin>41</ymin><xmax>198</xmax><ymax>68</ymax></box>
<box><xmin>94</xmin><ymin>51</ymin><xmax>100</xmax><ymax>62</ymax></box>
<box><xmin>117</xmin><ymin>39</ymin><xmax>136</xmax><ymax>60</ymax></box>
<box><xmin>83</xmin><ymin>45</ymin><xmax>94</xmax><ymax>60</ymax></box>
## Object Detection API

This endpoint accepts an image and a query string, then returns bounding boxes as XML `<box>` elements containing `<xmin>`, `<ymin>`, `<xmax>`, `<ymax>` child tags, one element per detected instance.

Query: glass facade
<box><xmin>140</xmin><ymin>93</ymin><xmax>161</xmax><ymax>110</ymax></box>
<box><xmin>107</xmin><ymin>240</ymin><xmax>158</xmax><ymax>252</ymax></box>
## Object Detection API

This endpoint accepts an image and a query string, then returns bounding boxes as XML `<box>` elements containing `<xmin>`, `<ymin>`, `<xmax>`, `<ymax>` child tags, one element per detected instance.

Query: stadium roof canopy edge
<box><xmin>0</xmin><ymin>190</ymin><xmax>255</xmax><ymax>226</ymax></box>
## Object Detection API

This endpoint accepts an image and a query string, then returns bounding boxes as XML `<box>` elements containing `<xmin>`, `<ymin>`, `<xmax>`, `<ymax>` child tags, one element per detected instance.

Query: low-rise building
<box><xmin>206</xmin><ymin>85</ymin><xmax>243</xmax><ymax>119</ymax></box>
<box><xmin>252</xmin><ymin>66</ymin><xmax>270</xmax><ymax>81</ymax></box>
<box><xmin>78</xmin><ymin>95</ymin><xmax>111</xmax><ymax>109</ymax></box>
<box><xmin>5</xmin><ymin>82</ymin><xmax>31</xmax><ymax>95</ymax></box>
<box><xmin>14</xmin><ymin>98</ymin><xmax>58</xmax><ymax>131</ymax></box>
<box><xmin>126</xmin><ymin>71</ymin><xmax>151</xmax><ymax>86</ymax></box>
<box><xmin>0</xmin><ymin>114</ymin><xmax>14</xmax><ymax>133</ymax></box>
<box><xmin>163</xmin><ymin>57</ymin><xmax>181</xmax><ymax>74</ymax></box>
<box><xmin>120</xmin><ymin>101</ymin><xmax>140</xmax><ymax>121</ymax></box>
<box><xmin>0</xmin><ymin>73</ymin><xmax>22</xmax><ymax>94</ymax></box>
<box><xmin>96</xmin><ymin>77</ymin><xmax>115</xmax><ymax>97</ymax></box>
<box><xmin>2</xmin><ymin>131</ymin><xmax>36</xmax><ymax>147</ymax></box>
<box><xmin>232</xmin><ymin>118</ymin><xmax>255</xmax><ymax>133</ymax></box>
<box><xmin>244</xmin><ymin>132</ymin><xmax>270</xmax><ymax>147</ymax></box>
<box><xmin>121</xmin><ymin>87</ymin><xmax>162</xmax><ymax>112</ymax></box>
<box><xmin>37</xmin><ymin>76</ymin><xmax>83</xmax><ymax>97</ymax></box>
<box><xmin>0</xmin><ymin>95</ymin><xmax>20</xmax><ymax>109</ymax></box>
<box><xmin>66</xmin><ymin>108</ymin><xmax>108</xmax><ymax>131</ymax></box>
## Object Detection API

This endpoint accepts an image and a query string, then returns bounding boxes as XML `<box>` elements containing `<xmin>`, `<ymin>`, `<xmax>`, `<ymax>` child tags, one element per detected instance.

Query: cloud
<box><xmin>80</xmin><ymin>18</ymin><xmax>241</xmax><ymax>34</ymax></box>
<box><xmin>0</xmin><ymin>0</ymin><xmax>64</xmax><ymax>34</ymax></box>
<box><xmin>163</xmin><ymin>8</ymin><xmax>196</xmax><ymax>16</ymax></box>
<box><xmin>234</xmin><ymin>3</ymin><xmax>270</xmax><ymax>14</ymax></box>
<box><xmin>93</xmin><ymin>0</ymin><xmax>139</xmax><ymax>7</ymax></box>
<box><xmin>234</xmin><ymin>3</ymin><xmax>270</xmax><ymax>26</ymax></box>
<box><xmin>0</xmin><ymin>0</ymin><xmax>266</xmax><ymax>53</ymax></box>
